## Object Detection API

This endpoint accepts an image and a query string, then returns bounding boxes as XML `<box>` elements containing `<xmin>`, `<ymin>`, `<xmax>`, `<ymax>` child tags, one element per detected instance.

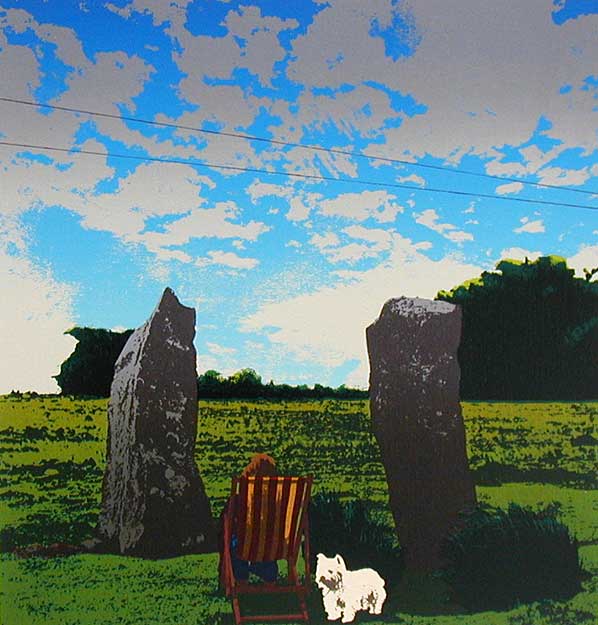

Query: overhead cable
<box><xmin>2</xmin><ymin>139</ymin><xmax>597</xmax><ymax>211</ymax></box>
<box><xmin>1</xmin><ymin>95</ymin><xmax>596</xmax><ymax>197</ymax></box>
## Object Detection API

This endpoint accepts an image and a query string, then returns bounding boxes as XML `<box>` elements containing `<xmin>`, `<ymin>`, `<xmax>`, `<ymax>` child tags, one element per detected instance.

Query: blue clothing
<box><xmin>231</xmin><ymin>534</ymin><xmax>278</xmax><ymax>582</ymax></box>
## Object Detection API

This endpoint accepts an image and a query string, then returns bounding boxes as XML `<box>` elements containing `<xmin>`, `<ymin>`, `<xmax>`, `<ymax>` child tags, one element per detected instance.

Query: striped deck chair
<box><xmin>221</xmin><ymin>475</ymin><xmax>313</xmax><ymax>624</ymax></box>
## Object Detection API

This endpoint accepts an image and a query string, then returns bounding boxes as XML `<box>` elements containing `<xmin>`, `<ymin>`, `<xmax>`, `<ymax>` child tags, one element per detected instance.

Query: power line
<box><xmin>2</xmin><ymin>139</ymin><xmax>597</xmax><ymax>211</ymax></box>
<box><xmin>1</xmin><ymin>95</ymin><xmax>597</xmax><ymax>197</ymax></box>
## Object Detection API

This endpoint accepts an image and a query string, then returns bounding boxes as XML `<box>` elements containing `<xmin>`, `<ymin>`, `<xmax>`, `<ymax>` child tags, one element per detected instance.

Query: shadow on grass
<box><xmin>211</xmin><ymin>569</ymin><xmax>470</xmax><ymax>624</ymax></box>
<box><xmin>0</xmin><ymin>514</ymin><xmax>96</xmax><ymax>551</ymax></box>
<box><xmin>378</xmin><ymin>571</ymin><xmax>468</xmax><ymax>620</ymax></box>
<box><xmin>472</xmin><ymin>462</ymin><xmax>597</xmax><ymax>489</ymax></box>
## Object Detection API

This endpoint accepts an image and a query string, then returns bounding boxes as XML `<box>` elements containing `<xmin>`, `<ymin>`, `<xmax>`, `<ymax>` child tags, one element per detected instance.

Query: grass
<box><xmin>1</xmin><ymin>395</ymin><xmax>597</xmax><ymax>624</ymax></box>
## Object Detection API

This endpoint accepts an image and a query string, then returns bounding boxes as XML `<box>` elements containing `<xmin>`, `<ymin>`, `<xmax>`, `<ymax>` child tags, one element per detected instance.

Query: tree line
<box><xmin>197</xmin><ymin>368</ymin><xmax>367</xmax><ymax>399</ymax></box>
<box><xmin>53</xmin><ymin>331</ymin><xmax>366</xmax><ymax>399</ymax></box>
<box><xmin>54</xmin><ymin>255</ymin><xmax>597</xmax><ymax>400</ymax></box>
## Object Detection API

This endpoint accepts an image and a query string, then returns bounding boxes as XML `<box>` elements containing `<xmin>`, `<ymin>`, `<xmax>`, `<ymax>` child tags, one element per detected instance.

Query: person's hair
<box><xmin>241</xmin><ymin>453</ymin><xmax>277</xmax><ymax>477</ymax></box>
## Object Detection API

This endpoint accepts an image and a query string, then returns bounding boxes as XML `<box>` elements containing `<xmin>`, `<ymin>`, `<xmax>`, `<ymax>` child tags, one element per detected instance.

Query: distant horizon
<box><xmin>2</xmin><ymin>1</ymin><xmax>597</xmax><ymax>393</ymax></box>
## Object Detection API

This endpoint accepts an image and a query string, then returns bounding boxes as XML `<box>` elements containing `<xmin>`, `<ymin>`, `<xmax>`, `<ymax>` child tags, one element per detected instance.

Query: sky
<box><xmin>1</xmin><ymin>0</ymin><xmax>597</xmax><ymax>393</ymax></box>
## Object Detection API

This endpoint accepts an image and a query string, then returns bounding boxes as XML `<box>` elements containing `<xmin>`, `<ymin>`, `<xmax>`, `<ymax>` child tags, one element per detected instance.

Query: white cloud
<box><xmin>241</xmin><ymin>234</ymin><xmax>484</xmax><ymax>386</ymax></box>
<box><xmin>343</xmin><ymin>225</ymin><xmax>393</xmax><ymax>247</ymax></box>
<box><xmin>196</xmin><ymin>250</ymin><xmax>260</xmax><ymax>270</ymax></box>
<box><xmin>270</xmin><ymin>84</ymin><xmax>399</xmax><ymax>163</ymax></box>
<box><xmin>159</xmin><ymin>249</ymin><xmax>194</xmax><ymax>263</ymax></box>
<box><xmin>568</xmin><ymin>244</ymin><xmax>598</xmax><ymax>278</ymax></box>
<box><xmin>0</xmin><ymin>251</ymin><xmax>77</xmax><ymax>393</ymax></box>
<box><xmin>164</xmin><ymin>5</ymin><xmax>299</xmax><ymax>147</ymax></box>
<box><xmin>397</xmin><ymin>173</ymin><xmax>426</xmax><ymax>186</ymax></box>
<box><xmin>514</xmin><ymin>218</ymin><xmax>545</xmax><ymax>234</ymax></box>
<box><xmin>446</xmin><ymin>230</ymin><xmax>475</xmax><ymax>243</ymax></box>
<box><xmin>131</xmin><ymin>201</ymin><xmax>269</xmax><ymax>258</ymax></box>
<box><xmin>145</xmin><ymin>259</ymin><xmax>171</xmax><ymax>284</ymax></box>
<box><xmin>414</xmin><ymin>209</ymin><xmax>474</xmax><ymax>242</ymax></box>
<box><xmin>0</xmin><ymin>27</ymin><xmax>41</xmax><ymax>100</ymax></box>
<box><xmin>310</xmin><ymin>232</ymin><xmax>340</xmax><ymax>250</ymax></box>
<box><xmin>323</xmin><ymin>242</ymin><xmax>385</xmax><ymax>264</ymax></box>
<box><xmin>287</xmin><ymin>196</ymin><xmax>314</xmax><ymax>222</ymax></box>
<box><xmin>60</xmin><ymin>50</ymin><xmax>154</xmax><ymax>113</ymax></box>
<box><xmin>496</xmin><ymin>182</ymin><xmax>524</xmax><ymax>195</ymax></box>
<box><xmin>284</xmin><ymin>0</ymin><xmax>598</xmax><ymax>172</ymax></box>
<box><xmin>499</xmin><ymin>247</ymin><xmax>543</xmax><ymax>262</ymax></box>
<box><xmin>319</xmin><ymin>190</ymin><xmax>403</xmax><ymax>223</ymax></box>
<box><xmin>244</xmin><ymin>340</ymin><xmax>265</xmax><ymax>351</ymax></box>
<box><xmin>1</xmin><ymin>141</ymin><xmax>115</xmax><ymax>222</ymax></box>
<box><xmin>331</xmin><ymin>224</ymin><xmax>393</xmax><ymax>263</ymax></box>
<box><xmin>247</xmin><ymin>181</ymin><xmax>294</xmax><ymax>203</ymax></box>
<box><xmin>414</xmin><ymin>209</ymin><xmax>446</xmax><ymax>230</ymax></box>
<box><xmin>0</xmin><ymin>8</ymin><xmax>274</xmax><ymax>229</ymax></box>
<box><xmin>2</xmin><ymin>8</ymin><xmax>88</xmax><ymax>72</ymax></box>
<box><xmin>309</xmin><ymin>225</ymin><xmax>394</xmax><ymax>264</ymax></box>
<box><xmin>197</xmin><ymin>353</ymin><xmax>237</xmax><ymax>378</ymax></box>
<box><xmin>105</xmin><ymin>0</ymin><xmax>194</xmax><ymax>27</ymax></box>
<box><xmin>536</xmin><ymin>166</ymin><xmax>592</xmax><ymax>187</ymax></box>
<box><xmin>1</xmin><ymin>10</ymin><xmax>157</xmax><ymax>155</ymax></box>
<box><xmin>206</xmin><ymin>342</ymin><xmax>237</xmax><ymax>356</ymax></box>
<box><xmin>181</xmin><ymin>5</ymin><xmax>298</xmax><ymax>88</ymax></box>
<box><xmin>76</xmin><ymin>162</ymin><xmax>213</xmax><ymax>240</ymax></box>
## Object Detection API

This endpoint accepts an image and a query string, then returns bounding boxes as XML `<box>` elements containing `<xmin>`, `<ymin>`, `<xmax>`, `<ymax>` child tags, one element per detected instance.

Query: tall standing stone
<box><xmin>366</xmin><ymin>297</ymin><xmax>476</xmax><ymax>571</ymax></box>
<box><xmin>97</xmin><ymin>287</ymin><xmax>216</xmax><ymax>556</ymax></box>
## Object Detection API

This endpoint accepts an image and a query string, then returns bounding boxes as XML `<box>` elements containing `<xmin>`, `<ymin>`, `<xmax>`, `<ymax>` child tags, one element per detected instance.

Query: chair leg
<box><xmin>288</xmin><ymin>560</ymin><xmax>298</xmax><ymax>584</ymax></box>
<box><xmin>298</xmin><ymin>589</ymin><xmax>309</xmax><ymax>622</ymax></box>
<box><xmin>232</xmin><ymin>592</ymin><xmax>242</xmax><ymax>625</ymax></box>
<box><xmin>219</xmin><ymin>552</ymin><xmax>230</xmax><ymax>597</ymax></box>
<box><xmin>287</xmin><ymin>560</ymin><xmax>310</xmax><ymax>622</ymax></box>
<box><xmin>225</xmin><ymin>560</ymin><xmax>234</xmax><ymax>598</ymax></box>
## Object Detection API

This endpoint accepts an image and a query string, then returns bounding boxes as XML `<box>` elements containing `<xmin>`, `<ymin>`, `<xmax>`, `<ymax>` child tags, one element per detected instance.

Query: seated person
<box><xmin>219</xmin><ymin>453</ymin><xmax>279</xmax><ymax>583</ymax></box>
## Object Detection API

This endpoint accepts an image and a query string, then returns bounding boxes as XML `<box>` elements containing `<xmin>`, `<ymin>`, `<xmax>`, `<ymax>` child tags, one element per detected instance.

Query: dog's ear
<box><xmin>335</xmin><ymin>554</ymin><xmax>344</xmax><ymax>566</ymax></box>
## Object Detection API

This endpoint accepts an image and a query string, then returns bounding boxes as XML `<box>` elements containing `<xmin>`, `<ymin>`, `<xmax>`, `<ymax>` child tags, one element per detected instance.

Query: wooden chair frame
<box><xmin>220</xmin><ymin>475</ymin><xmax>313</xmax><ymax>624</ymax></box>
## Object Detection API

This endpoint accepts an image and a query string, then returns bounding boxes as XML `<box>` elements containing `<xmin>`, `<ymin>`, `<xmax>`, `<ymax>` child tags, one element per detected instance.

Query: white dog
<box><xmin>315</xmin><ymin>553</ymin><xmax>387</xmax><ymax>623</ymax></box>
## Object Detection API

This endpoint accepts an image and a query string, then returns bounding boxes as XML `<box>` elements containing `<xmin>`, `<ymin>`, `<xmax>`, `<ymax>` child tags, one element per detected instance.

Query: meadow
<box><xmin>0</xmin><ymin>395</ymin><xmax>597</xmax><ymax>624</ymax></box>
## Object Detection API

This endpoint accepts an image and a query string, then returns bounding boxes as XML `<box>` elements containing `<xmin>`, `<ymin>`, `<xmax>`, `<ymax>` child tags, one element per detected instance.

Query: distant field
<box><xmin>1</xmin><ymin>395</ymin><xmax>597</xmax><ymax>624</ymax></box>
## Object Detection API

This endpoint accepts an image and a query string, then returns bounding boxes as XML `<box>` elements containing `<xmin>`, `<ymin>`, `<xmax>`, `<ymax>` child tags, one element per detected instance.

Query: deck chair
<box><xmin>221</xmin><ymin>475</ymin><xmax>313</xmax><ymax>624</ymax></box>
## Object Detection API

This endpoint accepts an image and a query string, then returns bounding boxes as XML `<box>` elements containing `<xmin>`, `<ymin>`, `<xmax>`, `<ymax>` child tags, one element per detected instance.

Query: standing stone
<box><xmin>366</xmin><ymin>297</ymin><xmax>476</xmax><ymax>572</ymax></box>
<box><xmin>97</xmin><ymin>287</ymin><xmax>216</xmax><ymax>557</ymax></box>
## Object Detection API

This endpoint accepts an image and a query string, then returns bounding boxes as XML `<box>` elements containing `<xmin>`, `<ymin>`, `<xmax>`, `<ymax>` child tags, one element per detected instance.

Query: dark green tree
<box><xmin>54</xmin><ymin>327</ymin><xmax>133</xmax><ymax>397</ymax></box>
<box><xmin>197</xmin><ymin>369</ymin><xmax>226</xmax><ymax>398</ymax></box>
<box><xmin>437</xmin><ymin>256</ymin><xmax>598</xmax><ymax>400</ymax></box>
<box><xmin>196</xmin><ymin>369</ymin><xmax>368</xmax><ymax>400</ymax></box>
<box><xmin>227</xmin><ymin>368</ymin><xmax>263</xmax><ymax>398</ymax></box>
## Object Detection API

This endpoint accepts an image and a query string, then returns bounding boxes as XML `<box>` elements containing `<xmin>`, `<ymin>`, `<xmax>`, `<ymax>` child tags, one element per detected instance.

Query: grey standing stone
<box><xmin>97</xmin><ymin>287</ymin><xmax>216</xmax><ymax>556</ymax></box>
<box><xmin>366</xmin><ymin>297</ymin><xmax>476</xmax><ymax>571</ymax></box>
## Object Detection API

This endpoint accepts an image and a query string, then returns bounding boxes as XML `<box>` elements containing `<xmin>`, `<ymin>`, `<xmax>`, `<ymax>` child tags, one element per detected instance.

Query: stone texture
<box><xmin>97</xmin><ymin>287</ymin><xmax>216</xmax><ymax>557</ymax></box>
<box><xmin>366</xmin><ymin>297</ymin><xmax>476</xmax><ymax>571</ymax></box>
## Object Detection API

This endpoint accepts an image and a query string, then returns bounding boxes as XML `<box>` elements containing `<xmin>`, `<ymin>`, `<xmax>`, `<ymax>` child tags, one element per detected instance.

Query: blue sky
<box><xmin>1</xmin><ymin>0</ymin><xmax>597</xmax><ymax>392</ymax></box>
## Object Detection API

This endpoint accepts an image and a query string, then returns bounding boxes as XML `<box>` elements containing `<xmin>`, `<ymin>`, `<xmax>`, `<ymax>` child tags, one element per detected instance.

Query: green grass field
<box><xmin>1</xmin><ymin>395</ymin><xmax>597</xmax><ymax>624</ymax></box>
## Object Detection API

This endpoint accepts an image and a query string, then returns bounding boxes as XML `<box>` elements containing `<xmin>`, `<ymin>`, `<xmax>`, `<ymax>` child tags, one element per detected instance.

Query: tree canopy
<box><xmin>197</xmin><ymin>368</ymin><xmax>367</xmax><ymax>399</ymax></box>
<box><xmin>54</xmin><ymin>255</ymin><xmax>597</xmax><ymax>400</ymax></box>
<box><xmin>54</xmin><ymin>327</ymin><xmax>133</xmax><ymax>397</ymax></box>
<box><xmin>436</xmin><ymin>256</ymin><xmax>598</xmax><ymax>400</ymax></box>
